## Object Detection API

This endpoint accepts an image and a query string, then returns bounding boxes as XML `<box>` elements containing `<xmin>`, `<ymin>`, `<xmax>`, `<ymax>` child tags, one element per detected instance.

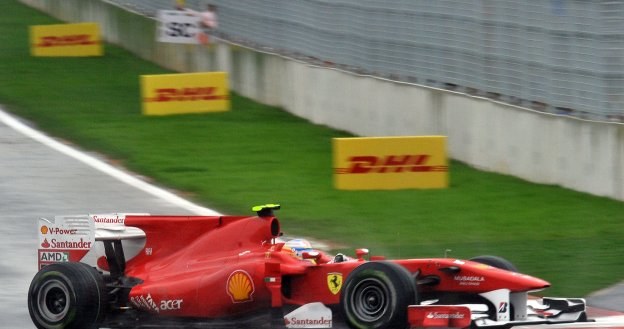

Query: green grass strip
<box><xmin>2</xmin><ymin>0</ymin><xmax>624</xmax><ymax>296</ymax></box>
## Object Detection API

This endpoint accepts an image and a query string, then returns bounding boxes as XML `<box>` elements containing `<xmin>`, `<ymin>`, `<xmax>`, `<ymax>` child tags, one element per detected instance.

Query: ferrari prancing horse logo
<box><xmin>327</xmin><ymin>272</ymin><xmax>343</xmax><ymax>295</ymax></box>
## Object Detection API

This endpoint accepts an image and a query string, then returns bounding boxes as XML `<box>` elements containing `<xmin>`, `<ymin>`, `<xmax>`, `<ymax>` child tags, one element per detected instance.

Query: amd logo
<box><xmin>39</xmin><ymin>251</ymin><xmax>69</xmax><ymax>262</ymax></box>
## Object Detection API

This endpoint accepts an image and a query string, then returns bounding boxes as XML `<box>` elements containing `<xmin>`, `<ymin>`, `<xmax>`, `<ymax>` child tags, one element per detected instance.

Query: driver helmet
<box><xmin>283</xmin><ymin>238</ymin><xmax>314</xmax><ymax>260</ymax></box>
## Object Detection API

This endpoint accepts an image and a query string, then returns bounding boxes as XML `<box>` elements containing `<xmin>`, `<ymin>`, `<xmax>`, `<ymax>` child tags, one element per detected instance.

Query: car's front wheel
<box><xmin>28</xmin><ymin>262</ymin><xmax>107</xmax><ymax>329</ymax></box>
<box><xmin>469</xmin><ymin>255</ymin><xmax>518</xmax><ymax>320</ymax></box>
<box><xmin>469</xmin><ymin>255</ymin><xmax>518</xmax><ymax>272</ymax></box>
<box><xmin>340</xmin><ymin>261</ymin><xmax>417</xmax><ymax>329</ymax></box>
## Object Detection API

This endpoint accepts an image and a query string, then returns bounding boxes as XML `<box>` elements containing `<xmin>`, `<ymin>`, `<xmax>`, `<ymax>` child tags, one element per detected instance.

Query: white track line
<box><xmin>0</xmin><ymin>107</ymin><xmax>220</xmax><ymax>216</ymax></box>
<box><xmin>0</xmin><ymin>108</ymin><xmax>332</xmax><ymax>249</ymax></box>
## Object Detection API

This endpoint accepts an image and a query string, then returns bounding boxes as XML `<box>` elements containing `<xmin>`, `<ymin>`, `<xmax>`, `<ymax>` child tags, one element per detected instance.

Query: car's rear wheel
<box><xmin>340</xmin><ymin>261</ymin><xmax>417</xmax><ymax>329</ymax></box>
<box><xmin>28</xmin><ymin>262</ymin><xmax>107</xmax><ymax>329</ymax></box>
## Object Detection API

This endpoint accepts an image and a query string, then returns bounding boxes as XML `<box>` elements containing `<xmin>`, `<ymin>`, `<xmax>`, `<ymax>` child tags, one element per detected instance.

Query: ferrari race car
<box><xmin>29</xmin><ymin>204</ymin><xmax>590</xmax><ymax>329</ymax></box>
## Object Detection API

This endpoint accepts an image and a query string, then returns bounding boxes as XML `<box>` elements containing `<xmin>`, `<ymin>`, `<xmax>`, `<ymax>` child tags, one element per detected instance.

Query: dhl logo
<box><xmin>336</xmin><ymin>155</ymin><xmax>448</xmax><ymax>174</ymax></box>
<box><xmin>36</xmin><ymin>35</ymin><xmax>97</xmax><ymax>47</ymax></box>
<box><xmin>146</xmin><ymin>87</ymin><xmax>229</xmax><ymax>102</ymax></box>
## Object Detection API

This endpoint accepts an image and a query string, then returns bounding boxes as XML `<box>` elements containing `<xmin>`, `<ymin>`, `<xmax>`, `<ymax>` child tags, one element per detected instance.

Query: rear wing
<box><xmin>37</xmin><ymin>213</ymin><xmax>147</xmax><ymax>270</ymax></box>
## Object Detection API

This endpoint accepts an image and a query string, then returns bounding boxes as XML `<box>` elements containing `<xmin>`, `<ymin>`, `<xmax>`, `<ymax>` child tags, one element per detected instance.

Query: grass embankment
<box><xmin>2</xmin><ymin>0</ymin><xmax>623</xmax><ymax>296</ymax></box>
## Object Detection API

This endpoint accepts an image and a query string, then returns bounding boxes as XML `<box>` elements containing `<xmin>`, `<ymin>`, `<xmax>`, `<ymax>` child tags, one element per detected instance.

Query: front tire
<box><xmin>28</xmin><ymin>262</ymin><xmax>107</xmax><ymax>329</ymax></box>
<box><xmin>469</xmin><ymin>255</ymin><xmax>518</xmax><ymax>272</ymax></box>
<box><xmin>340</xmin><ymin>261</ymin><xmax>417</xmax><ymax>329</ymax></box>
<box><xmin>469</xmin><ymin>255</ymin><xmax>518</xmax><ymax>320</ymax></box>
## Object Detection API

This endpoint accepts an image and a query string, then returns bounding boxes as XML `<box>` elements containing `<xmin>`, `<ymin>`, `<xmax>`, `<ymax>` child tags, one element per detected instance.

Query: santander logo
<box><xmin>92</xmin><ymin>215</ymin><xmax>124</xmax><ymax>224</ymax></box>
<box><xmin>426</xmin><ymin>312</ymin><xmax>466</xmax><ymax>319</ymax></box>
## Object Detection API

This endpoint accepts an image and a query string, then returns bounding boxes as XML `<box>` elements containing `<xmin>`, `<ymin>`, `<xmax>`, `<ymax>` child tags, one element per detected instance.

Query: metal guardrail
<box><xmin>105</xmin><ymin>0</ymin><xmax>624</xmax><ymax>122</ymax></box>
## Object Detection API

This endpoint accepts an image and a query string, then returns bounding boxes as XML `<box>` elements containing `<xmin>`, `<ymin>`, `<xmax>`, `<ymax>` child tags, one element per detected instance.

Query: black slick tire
<box><xmin>340</xmin><ymin>261</ymin><xmax>417</xmax><ymax>329</ymax></box>
<box><xmin>469</xmin><ymin>255</ymin><xmax>518</xmax><ymax>272</ymax></box>
<box><xmin>28</xmin><ymin>262</ymin><xmax>107</xmax><ymax>329</ymax></box>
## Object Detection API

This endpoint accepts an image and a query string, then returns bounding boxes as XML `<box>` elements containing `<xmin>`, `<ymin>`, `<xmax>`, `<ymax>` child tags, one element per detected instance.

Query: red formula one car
<box><xmin>28</xmin><ymin>204</ymin><xmax>589</xmax><ymax>329</ymax></box>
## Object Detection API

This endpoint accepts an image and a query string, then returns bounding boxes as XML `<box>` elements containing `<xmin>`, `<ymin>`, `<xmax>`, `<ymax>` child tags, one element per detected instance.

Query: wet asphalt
<box><xmin>0</xmin><ymin>109</ymin><xmax>206</xmax><ymax>328</ymax></box>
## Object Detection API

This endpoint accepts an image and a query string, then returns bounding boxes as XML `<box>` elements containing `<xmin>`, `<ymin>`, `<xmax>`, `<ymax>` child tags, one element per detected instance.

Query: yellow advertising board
<box><xmin>333</xmin><ymin>136</ymin><xmax>448</xmax><ymax>190</ymax></box>
<box><xmin>141</xmin><ymin>72</ymin><xmax>230</xmax><ymax>116</ymax></box>
<box><xmin>30</xmin><ymin>22</ymin><xmax>102</xmax><ymax>57</ymax></box>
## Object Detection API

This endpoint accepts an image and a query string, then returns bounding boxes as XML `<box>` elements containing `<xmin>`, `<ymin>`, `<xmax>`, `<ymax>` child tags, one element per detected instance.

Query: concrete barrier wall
<box><xmin>20</xmin><ymin>0</ymin><xmax>624</xmax><ymax>201</ymax></box>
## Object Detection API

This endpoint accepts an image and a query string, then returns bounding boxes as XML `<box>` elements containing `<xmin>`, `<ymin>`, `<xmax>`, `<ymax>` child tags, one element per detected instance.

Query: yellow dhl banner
<box><xmin>30</xmin><ymin>22</ymin><xmax>102</xmax><ymax>57</ymax></box>
<box><xmin>141</xmin><ymin>72</ymin><xmax>230</xmax><ymax>116</ymax></box>
<box><xmin>333</xmin><ymin>136</ymin><xmax>448</xmax><ymax>190</ymax></box>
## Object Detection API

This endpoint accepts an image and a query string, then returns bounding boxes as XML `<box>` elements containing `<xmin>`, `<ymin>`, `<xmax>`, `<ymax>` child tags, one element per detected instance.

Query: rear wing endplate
<box><xmin>37</xmin><ymin>213</ymin><xmax>147</xmax><ymax>269</ymax></box>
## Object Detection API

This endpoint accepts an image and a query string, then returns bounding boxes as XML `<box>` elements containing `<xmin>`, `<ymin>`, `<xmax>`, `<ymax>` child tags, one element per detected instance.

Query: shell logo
<box><xmin>40</xmin><ymin>226</ymin><xmax>49</xmax><ymax>235</ymax></box>
<box><xmin>226</xmin><ymin>270</ymin><xmax>255</xmax><ymax>303</ymax></box>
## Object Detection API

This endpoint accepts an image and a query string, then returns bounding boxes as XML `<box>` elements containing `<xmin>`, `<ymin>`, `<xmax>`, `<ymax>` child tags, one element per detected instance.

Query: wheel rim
<box><xmin>349</xmin><ymin>277</ymin><xmax>390</xmax><ymax>323</ymax></box>
<box><xmin>37</xmin><ymin>279</ymin><xmax>70</xmax><ymax>322</ymax></box>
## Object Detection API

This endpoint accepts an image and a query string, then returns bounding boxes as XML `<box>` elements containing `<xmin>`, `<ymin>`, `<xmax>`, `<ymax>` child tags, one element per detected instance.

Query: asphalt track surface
<box><xmin>0</xmin><ymin>107</ymin><xmax>622</xmax><ymax>328</ymax></box>
<box><xmin>0</xmin><ymin>108</ymin><xmax>218</xmax><ymax>328</ymax></box>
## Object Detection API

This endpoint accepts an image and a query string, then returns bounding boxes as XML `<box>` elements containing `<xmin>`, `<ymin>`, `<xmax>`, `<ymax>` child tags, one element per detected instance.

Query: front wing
<box><xmin>409</xmin><ymin>295</ymin><xmax>589</xmax><ymax>329</ymax></box>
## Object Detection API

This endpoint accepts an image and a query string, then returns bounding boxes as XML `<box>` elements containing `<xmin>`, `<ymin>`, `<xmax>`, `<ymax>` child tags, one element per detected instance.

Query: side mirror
<box><xmin>355</xmin><ymin>248</ymin><xmax>369</xmax><ymax>261</ymax></box>
<box><xmin>302</xmin><ymin>251</ymin><xmax>321</xmax><ymax>262</ymax></box>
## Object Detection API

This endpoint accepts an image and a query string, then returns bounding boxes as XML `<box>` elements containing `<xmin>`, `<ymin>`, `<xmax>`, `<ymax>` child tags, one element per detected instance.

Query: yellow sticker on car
<box><xmin>327</xmin><ymin>273</ymin><xmax>343</xmax><ymax>295</ymax></box>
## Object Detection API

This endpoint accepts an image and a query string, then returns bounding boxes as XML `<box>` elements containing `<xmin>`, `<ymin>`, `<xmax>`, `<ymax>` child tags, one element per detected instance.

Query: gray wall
<box><xmin>91</xmin><ymin>0</ymin><xmax>624</xmax><ymax>122</ymax></box>
<box><xmin>20</xmin><ymin>0</ymin><xmax>624</xmax><ymax>201</ymax></box>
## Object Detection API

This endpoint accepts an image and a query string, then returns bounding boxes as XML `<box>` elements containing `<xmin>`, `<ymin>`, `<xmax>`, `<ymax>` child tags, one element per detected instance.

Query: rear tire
<box><xmin>340</xmin><ymin>261</ymin><xmax>417</xmax><ymax>329</ymax></box>
<box><xmin>28</xmin><ymin>262</ymin><xmax>107</xmax><ymax>329</ymax></box>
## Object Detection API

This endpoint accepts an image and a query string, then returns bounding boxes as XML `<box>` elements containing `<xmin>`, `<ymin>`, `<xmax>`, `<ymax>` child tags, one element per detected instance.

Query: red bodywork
<box><xmin>116</xmin><ymin>213</ymin><xmax>549</xmax><ymax>319</ymax></box>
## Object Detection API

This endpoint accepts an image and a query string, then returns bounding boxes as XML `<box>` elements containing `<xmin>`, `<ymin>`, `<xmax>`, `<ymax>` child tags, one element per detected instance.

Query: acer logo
<box><xmin>37</xmin><ymin>35</ymin><xmax>96</xmax><ymax>47</ymax></box>
<box><xmin>147</xmin><ymin>87</ymin><xmax>228</xmax><ymax>102</ymax></box>
<box><xmin>336</xmin><ymin>155</ymin><xmax>447</xmax><ymax>174</ymax></box>
<box><xmin>160</xmin><ymin>299</ymin><xmax>183</xmax><ymax>311</ymax></box>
